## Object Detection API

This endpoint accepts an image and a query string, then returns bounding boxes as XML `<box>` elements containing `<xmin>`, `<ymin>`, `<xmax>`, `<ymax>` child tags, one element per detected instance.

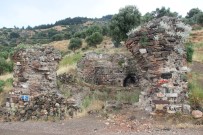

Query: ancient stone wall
<box><xmin>125</xmin><ymin>16</ymin><xmax>192</xmax><ymax>114</ymax></box>
<box><xmin>12</xmin><ymin>46</ymin><xmax>61</xmax><ymax>95</ymax></box>
<box><xmin>77</xmin><ymin>52</ymin><xmax>138</xmax><ymax>87</ymax></box>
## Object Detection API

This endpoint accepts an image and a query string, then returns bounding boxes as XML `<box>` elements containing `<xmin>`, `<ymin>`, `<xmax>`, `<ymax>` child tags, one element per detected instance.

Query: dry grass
<box><xmin>189</xmin><ymin>29</ymin><xmax>203</xmax><ymax>43</ymax></box>
<box><xmin>49</xmin><ymin>40</ymin><xmax>70</xmax><ymax>52</ymax></box>
<box><xmin>193</xmin><ymin>51</ymin><xmax>203</xmax><ymax>62</ymax></box>
<box><xmin>0</xmin><ymin>73</ymin><xmax>13</xmax><ymax>81</ymax></box>
<box><xmin>76</xmin><ymin>100</ymin><xmax>104</xmax><ymax>118</ymax></box>
<box><xmin>57</xmin><ymin>64</ymin><xmax>76</xmax><ymax>75</ymax></box>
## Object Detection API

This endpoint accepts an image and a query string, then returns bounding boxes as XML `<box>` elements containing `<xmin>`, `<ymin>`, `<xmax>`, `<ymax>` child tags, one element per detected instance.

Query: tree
<box><xmin>85</xmin><ymin>25</ymin><xmax>102</xmax><ymax>37</ymax></box>
<box><xmin>186</xmin><ymin>8</ymin><xmax>202</xmax><ymax>19</ymax></box>
<box><xmin>151</xmin><ymin>7</ymin><xmax>179</xmax><ymax>18</ymax></box>
<box><xmin>9</xmin><ymin>32</ymin><xmax>20</xmax><ymax>39</ymax></box>
<box><xmin>141</xmin><ymin>12</ymin><xmax>154</xmax><ymax>23</ymax></box>
<box><xmin>86</xmin><ymin>32</ymin><xmax>103</xmax><ymax>47</ymax></box>
<box><xmin>185</xmin><ymin>8</ymin><xmax>203</xmax><ymax>25</ymax></box>
<box><xmin>197</xmin><ymin>12</ymin><xmax>203</xmax><ymax>25</ymax></box>
<box><xmin>109</xmin><ymin>5</ymin><xmax>141</xmax><ymax>47</ymax></box>
<box><xmin>51</xmin><ymin>34</ymin><xmax>64</xmax><ymax>41</ymax></box>
<box><xmin>68</xmin><ymin>37</ymin><xmax>82</xmax><ymax>52</ymax></box>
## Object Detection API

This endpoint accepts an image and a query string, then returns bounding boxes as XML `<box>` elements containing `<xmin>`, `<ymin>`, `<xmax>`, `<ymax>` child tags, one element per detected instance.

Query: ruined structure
<box><xmin>2</xmin><ymin>46</ymin><xmax>87</xmax><ymax>121</ymax></box>
<box><xmin>125</xmin><ymin>16</ymin><xmax>192</xmax><ymax>113</ymax></box>
<box><xmin>77</xmin><ymin>52</ymin><xmax>138</xmax><ymax>87</ymax></box>
<box><xmin>12</xmin><ymin>46</ymin><xmax>61</xmax><ymax>95</ymax></box>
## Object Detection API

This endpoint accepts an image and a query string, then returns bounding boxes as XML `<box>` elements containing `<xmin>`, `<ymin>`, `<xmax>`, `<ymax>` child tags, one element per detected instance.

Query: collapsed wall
<box><xmin>77</xmin><ymin>52</ymin><xmax>138</xmax><ymax>87</ymax></box>
<box><xmin>2</xmin><ymin>46</ymin><xmax>86</xmax><ymax>121</ymax></box>
<box><xmin>125</xmin><ymin>16</ymin><xmax>192</xmax><ymax>114</ymax></box>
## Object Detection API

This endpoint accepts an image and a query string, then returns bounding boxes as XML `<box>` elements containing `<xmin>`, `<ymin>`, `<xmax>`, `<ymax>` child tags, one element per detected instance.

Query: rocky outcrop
<box><xmin>125</xmin><ymin>16</ymin><xmax>192</xmax><ymax>113</ymax></box>
<box><xmin>77</xmin><ymin>52</ymin><xmax>138</xmax><ymax>87</ymax></box>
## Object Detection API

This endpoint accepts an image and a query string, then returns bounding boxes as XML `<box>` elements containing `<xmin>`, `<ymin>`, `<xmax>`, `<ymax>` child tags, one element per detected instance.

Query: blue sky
<box><xmin>0</xmin><ymin>0</ymin><xmax>202</xmax><ymax>28</ymax></box>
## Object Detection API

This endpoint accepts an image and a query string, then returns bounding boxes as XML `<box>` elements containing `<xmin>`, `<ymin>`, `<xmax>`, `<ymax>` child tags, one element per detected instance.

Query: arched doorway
<box><xmin>123</xmin><ymin>74</ymin><xmax>139</xmax><ymax>87</ymax></box>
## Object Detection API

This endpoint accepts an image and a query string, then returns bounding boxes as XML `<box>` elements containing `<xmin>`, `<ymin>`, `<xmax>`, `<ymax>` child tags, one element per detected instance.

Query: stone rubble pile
<box><xmin>125</xmin><ymin>16</ymin><xmax>192</xmax><ymax>114</ymax></box>
<box><xmin>4</xmin><ymin>92</ymin><xmax>80</xmax><ymax>121</ymax></box>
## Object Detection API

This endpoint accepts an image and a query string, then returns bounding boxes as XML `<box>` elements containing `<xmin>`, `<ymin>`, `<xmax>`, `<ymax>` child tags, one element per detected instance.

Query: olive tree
<box><xmin>109</xmin><ymin>5</ymin><xmax>141</xmax><ymax>47</ymax></box>
<box><xmin>68</xmin><ymin>37</ymin><xmax>82</xmax><ymax>52</ymax></box>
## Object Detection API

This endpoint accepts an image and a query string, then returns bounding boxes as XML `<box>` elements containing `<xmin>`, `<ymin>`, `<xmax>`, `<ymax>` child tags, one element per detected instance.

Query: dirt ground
<box><xmin>0</xmin><ymin>108</ymin><xmax>203</xmax><ymax>135</ymax></box>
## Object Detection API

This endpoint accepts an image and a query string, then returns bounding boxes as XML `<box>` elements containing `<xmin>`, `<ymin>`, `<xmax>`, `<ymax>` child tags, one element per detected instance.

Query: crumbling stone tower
<box><xmin>12</xmin><ymin>46</ymin><xmax>61</xmax><ymax>98</ymax></box>
<box><xmin>125</xmin><ymin>16</ymin><xmax>192</xmax><ymax>113</ymax></box>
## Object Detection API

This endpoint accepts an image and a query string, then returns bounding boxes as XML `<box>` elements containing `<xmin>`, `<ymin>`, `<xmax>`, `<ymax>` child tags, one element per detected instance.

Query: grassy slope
<box><xmin>188</xmin><ymin>28</ymin><xmax>203</xmax><ymax>107</ymax></box>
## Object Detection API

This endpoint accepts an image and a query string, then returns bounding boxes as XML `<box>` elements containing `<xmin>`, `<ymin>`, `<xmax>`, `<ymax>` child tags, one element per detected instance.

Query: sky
<box><xmin>0</xmin><ymin>0</ymin><xmax>203</xmax><ymax>28</ymax></box>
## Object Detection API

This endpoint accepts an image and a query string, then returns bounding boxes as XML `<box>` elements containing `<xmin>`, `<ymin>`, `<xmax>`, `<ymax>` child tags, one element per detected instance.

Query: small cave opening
<box><xmin>123</xmin><ymin>74</ymin><xmax>139</xmax><ymax>87</ymax></box>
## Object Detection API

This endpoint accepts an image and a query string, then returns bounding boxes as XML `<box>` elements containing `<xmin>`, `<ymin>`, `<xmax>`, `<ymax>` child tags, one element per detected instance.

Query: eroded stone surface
<box><xmin>77</xmin><ymin>52</ymin><xmax>138</xmax><ymax>87</ymax></box>
<box><xmin>125</xmin><ymin>16</ymin><xmax>192</xmax><ymax>113</ymax></box>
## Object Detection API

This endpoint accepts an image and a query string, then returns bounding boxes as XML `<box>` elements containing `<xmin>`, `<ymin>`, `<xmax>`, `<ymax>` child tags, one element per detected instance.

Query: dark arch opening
<box><xmin>123</xmin><ymin>74</ymin><xmax>139</xmax><ymax>87</ymax></box>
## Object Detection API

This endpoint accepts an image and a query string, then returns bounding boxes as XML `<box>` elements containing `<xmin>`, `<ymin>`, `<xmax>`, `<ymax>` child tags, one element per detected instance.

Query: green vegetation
<box><xmin>116</xmin><ymin>91</ymin><xmax>139</xmax><ymax>104</ymax></box>
<box><xmin>59</xmin><ymin>53</ymin><xmax>83</xmax><ymax>66</ymax></box>
<box><xmin>185</xmin><ymin>8</ymin><xmax>203</xmax><ymax>25</ymax></box>
<box><xmin>109</xmin><ymin>5</ymin><xmax>141</xmax><ymax>47</ymax></box>
<box><xmin>0</xmin><ymin>80</ymin><xmax>5</xmax><ymax>92</ymax></box>
<box><xmin>68</xmin><ymin>37</ymin><xmax>82</xmax><ymax>52</ymax></box>
<box><xmin>186</xmin><ymin>42</ymin><xmax>194</xmax><ymax>62</ymax></box>
<box><xmin>0</xmin><ymin>58</ymin><xmax>13</xmax><ymax>75</ymax></box>
<box><xmin>139</xmin><ymin>33</ymin><xmax>149</xmax><ymax>46</ymax></box>
<box><xmin>82</xmin><ymin>95</ymin><xmax>92</xmax><ymax>108</ymax></box>
<box><xmin>0</xmin><ymin>78</ymin><xmax>13</xmax><ymax>93</ymax></box>
<box><xmin>142</xmin><ymin>7</ymin><xmax>179</xmax><ymax>23</ymax></box>
<box><xmin>86</xmin><ymin>32</ymin><xmax>103</xmax><ymax>47</ymax></box>
<box><xmin>188</xmin><ymin>73</ymin><xmax>203</xmax><ymax>110</ymax></box>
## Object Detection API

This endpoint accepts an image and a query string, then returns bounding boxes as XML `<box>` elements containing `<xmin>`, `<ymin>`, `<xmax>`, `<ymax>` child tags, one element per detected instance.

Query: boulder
<box><xmin>192</xmin><ymin>110</ymin><xmax>203</xmax><ymax>118</ymax></box>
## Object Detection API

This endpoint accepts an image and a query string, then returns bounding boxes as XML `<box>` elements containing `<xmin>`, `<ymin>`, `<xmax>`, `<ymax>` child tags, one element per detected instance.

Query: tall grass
<box><xmin>188</xmin><ymin>73</ymin><xmax>203</xmax><ymax>110</ymax></box>
<box><xmin>59</xmin><ymin>53</ymin><xmax>82</xmax><ymax>67</ymax></box>
<box><xmin>116</xmin><ymin>91</ymin><xmax>140</xmax><ymax>103</ymax></box>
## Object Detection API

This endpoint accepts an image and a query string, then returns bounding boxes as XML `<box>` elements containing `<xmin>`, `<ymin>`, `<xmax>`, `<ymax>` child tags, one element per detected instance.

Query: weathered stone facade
<box><xmin>125</xmin><ymin>16</ymin><xmax>192</xmax><ymax>113</ymax></box>
<box><xmin>1</xmin><ymin>46</ymin><xmax>92</xmax><ymax>121</ymax></box>
<box><xmin>12</xmin><ymin>46</ymin><xmax>61</xmax><ymax>95</ymax></box>
<box><xmin>77</xmin><ymin>52</ymin><xmax>138</xmax><ymax>87</ymax></box>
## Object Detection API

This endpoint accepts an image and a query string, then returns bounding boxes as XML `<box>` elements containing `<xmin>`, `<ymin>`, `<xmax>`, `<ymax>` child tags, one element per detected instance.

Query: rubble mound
<box><xmin>125</xmin><ymin>16</ymin><xmax>192</xmax><ymax>113</ymax></box>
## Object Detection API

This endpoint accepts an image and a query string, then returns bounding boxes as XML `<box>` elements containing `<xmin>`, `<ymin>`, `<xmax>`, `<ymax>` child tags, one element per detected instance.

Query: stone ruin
<box><xmin>77</xmin><ymin>52</ymin><xmax>138</xmax><ymax>87</ymax></box>
<box><xmin>125</xmin><ymin>16</ymin><xmax>192</xmax><ymax>114</ymax></box>
<box><xmin>12</xmin><ymin>46</ymin><xmax>61</xmax><ymax>95</ymax></box>
<box><xmin>1</xmin><ymin>46</ymin><xmax>87</xmax><ymax>121</ymax></box>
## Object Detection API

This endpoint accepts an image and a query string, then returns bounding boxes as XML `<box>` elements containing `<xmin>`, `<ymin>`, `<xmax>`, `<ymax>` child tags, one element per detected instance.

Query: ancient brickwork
<box><xmin>77</xmin><ymin>52</ymin><xmax>138</xmax><ymax>87</ymax></box>
<box><xmin>125</xmin><ymin>17</ymin><xmax>192</xmax><ymax>113</ymax></box>
<box><xmin>12</xmin><ymin>46</ymin><xmax>61</xmax><ymax>95</ymax></box>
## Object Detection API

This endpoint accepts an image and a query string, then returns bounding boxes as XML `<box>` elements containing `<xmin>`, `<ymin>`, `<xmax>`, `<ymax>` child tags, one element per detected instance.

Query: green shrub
<box><xmin>0</xmin><ymin>58</ymin><xmax>13</xmax><ymax>75</ymax></box>
<box><xmin>85</xmin><ymin>25</ymin><xmax>102</xmax><ymax>37</ymax></box>
<box><xmin>74</xmin><ymin>31</ymin><xmax>86</xmax><ymax>39</ymax></box>
<box><xmin>0</xmin><ymin>80</ymin><xmax>5</xmax><ymax>92</ymax></box>
<box><xmin>51</xmin><ymin>34</ymin><xmax>64</xmax><ymax>41</ymax></box>
<box><xmin>0</xmin><ymin>51</ymin><xmax>9</xmax><ymax>59</ymax></box>
<box><xmin>82</xmin><ymin>96</ymin><xmax>92</xmax><ymax>108</ymax></box>
<box><xmin>86</xmin><ymin>32</ymin><xmax>103</xmax><ymax>47</ymax></box>
<box><xmin>68</xmin><ymin>38</ymin><xmax>82</xmax><ymax>51</ymax></box>
<box><xmin>186</xmin><ymin>43</ymin><xmax>194</xmax><ymax>62</ymax></box>
<box><xmin>188</xmin><ymin>81</ymin><xmax>203</xmax><ymax>110</ymax></box>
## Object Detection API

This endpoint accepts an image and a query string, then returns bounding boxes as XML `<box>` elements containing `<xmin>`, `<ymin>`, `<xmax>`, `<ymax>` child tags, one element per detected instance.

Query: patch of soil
<box><xmin>191</xmin><ymin>61</ymin><xmax>203</xmax><ymax>74</ymax></box>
